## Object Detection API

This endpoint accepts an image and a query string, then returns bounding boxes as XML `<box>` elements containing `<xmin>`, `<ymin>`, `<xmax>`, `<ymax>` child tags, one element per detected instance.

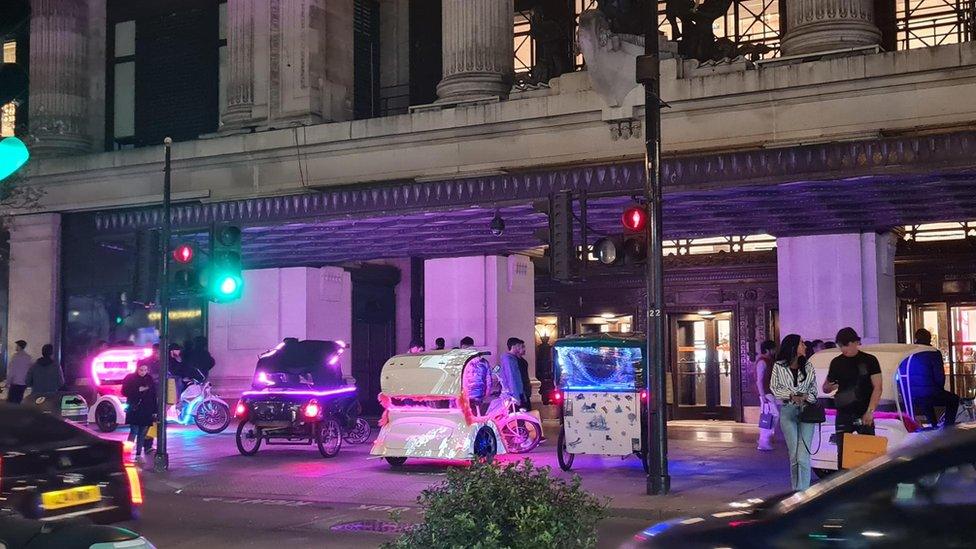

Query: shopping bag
<box><xmin>758</xmin><ymin>402</ymin><xmax>775</xmax><ymax>430</ymax></box>
<box><xmin>841</xmin><ymin>432</ymin><xmax>887</xmax><ymax>469</ymax></box>
<box><xmin>166</xmin><ymin>377</ymin><xmax>178</xmax><ymax>405</ymax></box>
<box><xmin>146</xmin><ymin>423</ymin><xmax>158</xmax><ymax>440</ymax></box>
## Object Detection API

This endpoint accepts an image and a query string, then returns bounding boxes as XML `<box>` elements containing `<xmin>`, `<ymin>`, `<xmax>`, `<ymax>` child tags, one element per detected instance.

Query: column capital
<box><xmin>781</xmin><ymin>0</ymin><xmax>881</xmax><ymax>56</ymax></box>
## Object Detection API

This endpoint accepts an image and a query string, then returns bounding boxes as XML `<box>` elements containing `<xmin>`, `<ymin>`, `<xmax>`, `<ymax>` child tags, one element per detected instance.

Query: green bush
<box><xmin>384</xmin><ymin>460</ymin><xmax>607</xmax><ymax>549</ymax></box>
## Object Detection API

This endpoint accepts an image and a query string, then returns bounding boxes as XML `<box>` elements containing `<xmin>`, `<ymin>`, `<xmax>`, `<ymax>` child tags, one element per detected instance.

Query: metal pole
<box><xmin>154</xmin><ymin>137</ymin><xmax>173</xmax><ymax>473</ymax></box>
<box><xmin>636</xmin><ymin>3</ymin><xmax>670</xmax><ymax>495</ymax></box>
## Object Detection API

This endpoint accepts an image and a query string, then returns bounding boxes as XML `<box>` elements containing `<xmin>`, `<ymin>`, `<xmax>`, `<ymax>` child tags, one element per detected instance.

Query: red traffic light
<box><xmin>173</xmin><ymin>244</ymin><xmax>194</xmax><ymax>264</ymax></box>
<box><xmin>622</xmin><ymin>206</ymin><xmax>647</xmax><ymax>232</ymax></box>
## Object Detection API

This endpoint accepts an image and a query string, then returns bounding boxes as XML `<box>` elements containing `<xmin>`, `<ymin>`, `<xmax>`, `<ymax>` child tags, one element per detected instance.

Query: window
<box><xmin>1</xmin><ymin>40</ymin><xmax>17</xmax><ymax>137</ymax></box>
<box><xmin>897</xmin><ymin>0</ymin><xmax>975</xmax><ymax>50</ymax></box>
<box><xmin>514</xmin><ymin>10</ymin><xmax>535</xmax><ymax>76</ymax></box>
<box><xmin>904</xmin><ymin>220</ymin><xmax>976</xmax><ymax>242</ymax></box>
<box><xmin>664</xmin><ymin>234</ymin><xmax>777</xmax><ymax>256</ymax></box>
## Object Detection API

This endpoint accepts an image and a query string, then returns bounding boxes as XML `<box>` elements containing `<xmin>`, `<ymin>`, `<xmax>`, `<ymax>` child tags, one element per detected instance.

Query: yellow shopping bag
<box><xmin>841</xmin><ymin>432</ymin><xmax>887</xmax><ymax>469</ymax></box>
<box><xmin>166</xmin><ymin>378</ymin><xmax>178</xmax><ymax>405</ymax></box>
<box><xmin>146</xmin><ymin>423</ymin><xmax>158</xmax><ymax>440</ymax></box>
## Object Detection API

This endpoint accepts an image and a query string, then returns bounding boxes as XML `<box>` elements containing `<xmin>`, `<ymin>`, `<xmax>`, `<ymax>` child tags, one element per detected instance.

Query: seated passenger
<box><xmin>463</xmin><ymin>357</ymin><xmax>492</xmax><ymax>416</ymax></box>
<box><xmin>911</xmin><ymin>329</ymin><xmax>960</xmax><ymax>427</ymax></box>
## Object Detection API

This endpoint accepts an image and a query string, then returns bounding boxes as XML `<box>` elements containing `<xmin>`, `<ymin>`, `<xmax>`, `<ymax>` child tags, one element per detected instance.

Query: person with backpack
<box><xmin>770</xmin><ymin>334</ymin><xmax>819</xmax><ymax>491</ymax></box>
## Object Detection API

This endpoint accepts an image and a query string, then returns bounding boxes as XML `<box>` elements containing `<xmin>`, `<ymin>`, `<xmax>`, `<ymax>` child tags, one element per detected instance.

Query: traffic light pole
<box><xmin>637</xmin><ymin>6</ymin><xmax>670</xmax><ymax>495</ymax></box>
<box><xmin>154</xmin><ymin>137</ymin><xmax>173</xmax><ymax>473</ymax></box>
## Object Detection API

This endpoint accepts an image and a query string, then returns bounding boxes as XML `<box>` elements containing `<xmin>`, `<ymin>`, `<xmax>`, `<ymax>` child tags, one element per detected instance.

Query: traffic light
<box><xmin>592</xmin><ymin>204</ymin><xmax>648</xmax><ymax>266</ymax></box>
<box><xmin>0</xmin><ymin>136</ymin><xmax>28</xmax><ymax>183</ymax></box>
<box><xmin>171</xmin><ymin>241</ymin><xmax>204</xmax><ymax>295</ymax></box>
<box><xmin>208</xmin><ymin>225</ymin><xmax>243</xmax><ymax>302</ymax></box>
<box><xmin>533</xmin><ymin>191</ymin><xmax>576</xmax><ymax>282</ymax></box>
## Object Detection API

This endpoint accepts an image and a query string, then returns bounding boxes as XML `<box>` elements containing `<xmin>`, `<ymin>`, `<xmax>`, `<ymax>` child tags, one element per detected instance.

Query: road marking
<box><xmin>202</xmin><ymin>497</ymin><xmax>313</xmax><ymax>507</ymax></box>
<box><xmin>356</xmin><ymin>505</ymin><xmax>412</xmax><ymax>512</ymax></box>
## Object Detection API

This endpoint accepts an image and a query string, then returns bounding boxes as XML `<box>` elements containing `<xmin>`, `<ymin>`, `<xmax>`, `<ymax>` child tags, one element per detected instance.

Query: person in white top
<box><xmin>770</xmin><ymin>334</ymin><xmax>819</xmax><ymax>491</ymax></box>
<box><xmin>755</xmin><ymin>340</ymin><xmax>778</xmax><ymax>451</ymax></box>
<box><xmin>6</xmin><ymin>340</ymin><xmax>32</xmax><ymax>404</ymax></box>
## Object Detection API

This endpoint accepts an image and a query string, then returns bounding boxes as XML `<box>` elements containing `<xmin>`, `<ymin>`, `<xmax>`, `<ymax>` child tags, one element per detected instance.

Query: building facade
<box><xmin>3</xmin><ymin>0</ymin><xmax>976</xmax><ymax>420</ymax></box>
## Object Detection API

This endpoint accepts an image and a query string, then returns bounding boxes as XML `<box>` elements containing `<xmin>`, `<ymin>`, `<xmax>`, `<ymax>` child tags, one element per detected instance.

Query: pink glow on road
<box><xmin>92</xmin><ymin>347</ymin><xmax>153</xmax><ymax>386</ymax></box>
<box><xmin>240</xmin><ymin>386</ymin><xmax>356</xmax><ymax>398</ymax></box>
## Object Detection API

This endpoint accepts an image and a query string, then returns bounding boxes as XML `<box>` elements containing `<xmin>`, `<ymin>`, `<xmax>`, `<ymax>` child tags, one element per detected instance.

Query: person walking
<box><xmin>911</xmin><ymin>328</ymin><xmax>959</xmax><ymax>427</ymax></box>
<box><xmin>498</xmin><ymin>338</ymin><xmax>525</xmax><ymax>405</ymax></box>
<box><xmin>6</xmin><ymin>340</ymin><xmax>32</xmax><ymax>403</ymax></box>
<box><xmin>25</xmin><ymin>344</ymin><xmax>64</xmax><ymax>395</ymax></box>
<box><xmin>122</xmin><ymin>362</ymin><xmax>157</xmax><ymax>460</ymax></box>
<box><xmin>770</xmin><ymin>334</ymin><xmax>819</xmax><ymax>491</ymax></box>
<box><xmin>513</xmin><ymin>338</ymin><xmax>533</xmax><ymax>411</ymax></box>
<box><xmin>755</xmin><ymin>340</ymin><xmax>778</xmax><ymax>451</ymax></box>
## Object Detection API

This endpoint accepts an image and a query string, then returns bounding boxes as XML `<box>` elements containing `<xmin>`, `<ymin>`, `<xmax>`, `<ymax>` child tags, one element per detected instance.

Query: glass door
<box><xmin>669</xmin><ymin>312</ymin><xmax>734</xmax><ymax>419</ymax></box>
<box><xmin>950</xmin><ymin>306</ymin><xmax>976</xmax><ymax>399</ymax></box>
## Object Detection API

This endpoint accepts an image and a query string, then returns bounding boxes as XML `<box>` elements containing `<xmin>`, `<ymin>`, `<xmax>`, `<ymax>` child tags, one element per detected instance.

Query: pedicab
<box><xmin>234</xmin><ymin>339</ymin><xmax>358</xmax><ymax>458</ymax></box>
<box><xmin>370</xmin><ymin>349</ymin><xmax>542</xmax><ymax>467</ymax></box>
<box><xmin>551</xmin><ymin>333</ymin><xmax>648</xmax><ymax>471</ymax></box>
<box><xmin>809</xmin><ymin>343</ymin><xmax>975</xmax><ymax>477</ymax></box>
<box><xmin>88</xmin><ymin>347</ymin><xmax>154</xmax><ymax>432</ymax></box>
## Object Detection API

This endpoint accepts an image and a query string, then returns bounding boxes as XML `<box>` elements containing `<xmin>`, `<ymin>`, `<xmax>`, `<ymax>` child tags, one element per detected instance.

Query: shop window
<box><xmin>1</xmin><ymin>40</ymin><xmax>17</xmax><ymax>137</ymax></box>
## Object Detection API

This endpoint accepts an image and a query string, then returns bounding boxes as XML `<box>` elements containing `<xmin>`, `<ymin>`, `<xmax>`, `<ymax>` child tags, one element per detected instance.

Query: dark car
<box><xmin>235</xmin><ymin>339</ymin><xmax>357</xmax><ymax>458</ymax></box>
<box><xmin>628</xmin><ymin>424</ymin><xmax>976</xmax><ymax>548</ymax></box>
<box><xmin>0</xmin><ymin>403</ymin><xmax>142</xmax><ymax>524</ymax></box>
<box><xmin>0</xmin><ymin>508</ymin><xmax>155</xmax><ymax>549</ymax></box>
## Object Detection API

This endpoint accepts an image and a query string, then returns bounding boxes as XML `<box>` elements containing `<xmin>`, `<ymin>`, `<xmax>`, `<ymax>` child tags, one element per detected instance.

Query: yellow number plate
<box><xmin>41</xmin><ymin>485</ymin><xmax>101</xmax><ymax>510</ymax></box>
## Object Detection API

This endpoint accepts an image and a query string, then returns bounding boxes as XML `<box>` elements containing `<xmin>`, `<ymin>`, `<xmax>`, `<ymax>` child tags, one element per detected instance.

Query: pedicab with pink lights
<box><xmin>88</xmin><ymin>347</ymin><xmax>155</xmax><ymax>432</ymax></box>
<box><xmin>370</xmin><ymin>349</ymin><xmax>542</xmax><ymax>467</ymax></box>
<box><xmin>234</xmin><ymin>339</ymin><xmax>360</xmax><ymax>458</ymax></box>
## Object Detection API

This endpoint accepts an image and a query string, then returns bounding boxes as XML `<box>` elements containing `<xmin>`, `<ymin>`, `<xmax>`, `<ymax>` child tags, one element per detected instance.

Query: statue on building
<box><xmin>529</xmin><ymin>7</ymin><xmax>570</xmax><ymax>84</ymax></box>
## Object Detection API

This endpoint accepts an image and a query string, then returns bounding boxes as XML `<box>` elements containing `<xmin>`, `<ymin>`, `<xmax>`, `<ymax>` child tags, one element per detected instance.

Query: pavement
<box><xmin>111</xmin><ymin>420</ymin><xmax>793</xmax><ymax>548</ymax></box>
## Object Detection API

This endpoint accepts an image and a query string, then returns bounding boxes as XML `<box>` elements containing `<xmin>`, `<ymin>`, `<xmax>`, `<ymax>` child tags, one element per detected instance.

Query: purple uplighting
<box><xmin>241</xmin><ymin>386</ymin><xmax>356</xmax><ymax>398</ymax></box>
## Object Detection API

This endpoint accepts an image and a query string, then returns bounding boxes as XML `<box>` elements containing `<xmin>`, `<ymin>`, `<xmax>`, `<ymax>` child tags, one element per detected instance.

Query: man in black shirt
<box><xmin>823</xmin><ymin>327</ymin><xmax>883</xmax><ymax>437</ymax></box>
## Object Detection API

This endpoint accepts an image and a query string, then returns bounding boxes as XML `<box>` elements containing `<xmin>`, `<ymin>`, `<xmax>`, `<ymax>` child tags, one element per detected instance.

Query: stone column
<box><xmin>7</xmin><ymin>214</ymin><xmax>62</xmax><ymax>358</ymax></box>
<box><xmin>777</xmin><ymin>232</ymin><xmax>898</xmax><ymax>344</ymax></box>
<box><xmin>222</xmin><ymin>0</ymin><xmax>256</xmax><ymax>130</ymax></box>
<box><xmin>437</xmin><ymin>0</ymin><xmax>514</xmax><ymax>102</ymax></box>
<box><xmin>28</xmin><ymin>0</ymin><xmax>92</xmax><ymax>156</ymax></box>
<box><xmin>781</xmin><ymin>0</ymin><xmax>882</xmax><ymax>56</ymax></box>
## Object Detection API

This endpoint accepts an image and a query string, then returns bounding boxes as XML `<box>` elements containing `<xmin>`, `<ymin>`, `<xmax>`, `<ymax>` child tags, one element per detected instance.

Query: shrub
<box><xmin>384</xmin><ymin>460</ymin><xmax>607</xmax><ymax>549</ymax></box>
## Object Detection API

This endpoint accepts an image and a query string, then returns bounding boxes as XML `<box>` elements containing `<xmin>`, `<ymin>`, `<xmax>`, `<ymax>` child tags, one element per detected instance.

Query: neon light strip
<box><xmin>241</xmin><ymin>386</ymin><xmax>356</xmax><ymax>397</ymax></box>
<box><xmin>561</xmin><ymin>386</ymin><xmax>639</xmax><ymax>392</ymax></box>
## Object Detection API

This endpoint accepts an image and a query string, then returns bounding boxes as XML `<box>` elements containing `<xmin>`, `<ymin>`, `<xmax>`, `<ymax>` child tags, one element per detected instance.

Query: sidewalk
<box><xmin>128</xmin><ymin>420</ymin><xmax>792</xmax><ymax>521</ymax></box>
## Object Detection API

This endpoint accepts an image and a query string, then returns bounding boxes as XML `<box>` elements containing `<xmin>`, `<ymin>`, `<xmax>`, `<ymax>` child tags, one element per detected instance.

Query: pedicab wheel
<box><xmin>557</xmin><ymin>426</ymin><xmax>574</xmax><ymax>471</ymax></box>
<box><xmin>316</xmin><ymin>418</ymin><xmax>343</xmax><ymax>458</ymax></box>
<box><xmin>343</xmin><ymin>418</ymin><xmax>371</xmax><ymax>444</ymax></box>
<box><xmin>236</xmin><ymin>421</ymin><xmax>263</xmax><ymax>456</ymax></box>
<box><xmin>95</xmin><ymin>401</ymin><xmax>118</xmax><ymax>433</ymax></box>
<box><xmin>473</xmin><ymin>427</ymin><xmax>497</xmax><ymax>463</ymax></box>
<box><xmin>194</xmin><ymin>401</ymin><xmax>231</xmax><ymax>434</ymax></box>
<box><xmin>501</xmin><ymin>418</ymin><xmax>542</xmax><ymax>454</ymax></box>
<box><xmin>385</xmin><ymin>456</ymin><xmax>408</xmax><ymax>467</ymax></box>
<box><xmin>813</xmin><ymin>468</ymin><xmax>837</xmax><ymax>480</ymax></box>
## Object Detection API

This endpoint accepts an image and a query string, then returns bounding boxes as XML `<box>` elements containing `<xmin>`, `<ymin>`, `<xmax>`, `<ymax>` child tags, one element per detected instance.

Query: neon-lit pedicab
<box><xmin>552</xmin><ymin>334</ymin><xmax>649</xmax><ymax>472</ymax></box>
<box><xmin>234</xmin><ymin>339</ymin><xmax>359</xmax><ymax>457</ymax></box>
<box><xmin>371</xmin><ymin>349</ymin><xmax>542</xmax><ymax>467</ymax></box>
<box><xmin>89</xmin><ymin>346</ymin><xmax>231</xmax><ymax>434</ymax></box>
<box><xmin>809</xmin><ymin>343</ymin><xmax>975</xmax><ymax>477</ymax></box>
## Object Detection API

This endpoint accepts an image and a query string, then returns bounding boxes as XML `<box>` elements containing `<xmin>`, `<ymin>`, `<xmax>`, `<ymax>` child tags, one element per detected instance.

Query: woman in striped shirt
<box><xmin>770</xmin><ymin>334</ymin><xmax>819</xmax><ymax>491</ymax></box>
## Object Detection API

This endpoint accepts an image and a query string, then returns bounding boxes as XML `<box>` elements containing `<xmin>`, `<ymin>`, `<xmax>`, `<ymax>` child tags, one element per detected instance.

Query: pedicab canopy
<box><xmin>251</xmin><ymin>339</ymin><xmax>346</xmax><ymax>390</ymax></box>
<box><xmin>553</xmin><ymin>333</ymin><xmax>645</xmax><ymax>392</ymax></box>
<box><xmin>809</xmin><ymin>344</ymin><xmax>940</xmax><ymax>410</ymax></box>
<box><xmin>379</xmin><ymin>349</ymin><xmax>486</xmax><ymax>397</ymax></box>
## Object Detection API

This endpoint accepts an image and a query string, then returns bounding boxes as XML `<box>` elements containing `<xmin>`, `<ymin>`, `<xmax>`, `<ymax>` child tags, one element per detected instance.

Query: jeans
<box><xmin>780</xmin><ymin>403</ymin><xmax>815</xmax><ymax>491</ymax></box>
<box><xmin>128</xmin><ymin>425</ymin><xmax>150</xmax><ymax>456</ymax></box>
<box><xmin>918</xmin><ymin>390</ymin><xmax>961</xmax><ymax>427</ymax></box>
<box><xmin>6</xmin><ymin>384</ymin><xmax>26</xmax><ymax>404</ymax></box>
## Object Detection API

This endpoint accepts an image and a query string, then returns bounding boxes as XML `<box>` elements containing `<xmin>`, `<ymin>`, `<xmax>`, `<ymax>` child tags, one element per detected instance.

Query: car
<box><xmin>627</xmin><ymin>423</ymin><xmax>976</xmax><ymax>548</ymax></box>
<box><xmin>0</xmin><ymin>403</ymin><xmax>143</xmax><ymax>524</ymax></box>
<box><xmin>0</xmin><ymin>508</ymin><xmax>155</xmax><ymax>549</ymax></box>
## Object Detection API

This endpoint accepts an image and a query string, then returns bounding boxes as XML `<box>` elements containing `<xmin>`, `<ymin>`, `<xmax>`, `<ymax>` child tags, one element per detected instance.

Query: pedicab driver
<box><xmin>823</xmin><ymin>327</ymin><xmax>882</xmax><ymax>467</ymax></box>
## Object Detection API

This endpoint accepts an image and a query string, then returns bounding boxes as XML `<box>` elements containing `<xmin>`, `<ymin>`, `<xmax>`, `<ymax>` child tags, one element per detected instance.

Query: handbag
<box><xmin>758</xmin><ymin>401</ymin><xmax>775</xmax><ymax>430</ymax></box>
<box><xmin>799</xmin><ymin>400</ymin><xmax>826</xmax><ymax>424</ymax></box>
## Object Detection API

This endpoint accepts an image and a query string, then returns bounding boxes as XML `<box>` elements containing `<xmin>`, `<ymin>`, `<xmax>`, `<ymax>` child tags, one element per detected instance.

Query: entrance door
<box><xmin>351</xmin><ymin>270</ymin><xmax>398</xmax><ymax>416</ymax></box>
<box><xmin>906</xmin><ymin>303</ymin><xmax>976</xmax><ymax>398</ymax></box>
<box><xmin>669</xmin><ymin>312</ymin><xmax>734</xmax><ymax>420</ymax></box>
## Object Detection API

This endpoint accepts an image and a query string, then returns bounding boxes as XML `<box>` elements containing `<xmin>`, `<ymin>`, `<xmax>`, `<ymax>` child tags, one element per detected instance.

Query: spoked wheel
<box><xmin>343</xmin><ymin>418</ymin><xmax>371</xmax><ymax>444</ymax></box>
<box><xmin>557</xmin><ymin>426</ymin><xmax>574</xmax><ymax>471</ymax></box>
<box><xmin>236</xmin><ymin>421</ymin><xmax>263</xmax><ymax>456</ymax></box>
<box><xmin>195</xmin><ymin>400</ymin><xmax>231</xmax><ymax>434</ymax></box>
<box><xmin>473</xmin><ymin>427</ymin><xmax>497</xmax><ymax>463</ymax></box>
<box><xmin>385</xmin><ymin>456</ymin><xmax>408</xmax><ymax>467</ymax></box>
<box><xmin>316</xmin><ymin>418</ymin><xmax>343</xmax><ymax>458</ymax></box>
<box><xmin>95</xmin><ymin>401</ymin><xmax>118</xmax><ymax>433</ymax></box>
<box><xmin>500</xmin><ymin>418</ymin><xmax>542</xmax><ymax>454</ymax></box>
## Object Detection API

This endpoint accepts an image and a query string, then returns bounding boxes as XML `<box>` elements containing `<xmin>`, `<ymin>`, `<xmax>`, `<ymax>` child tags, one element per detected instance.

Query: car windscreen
<box><xmin>0</xmin><ymin>406</ymin><xmax>90</xmax><ymax>449</ymax></box>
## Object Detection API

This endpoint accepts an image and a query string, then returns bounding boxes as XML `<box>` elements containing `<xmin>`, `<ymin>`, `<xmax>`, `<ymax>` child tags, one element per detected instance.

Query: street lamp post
<box><xmin>637</xmin><ymin>4</ymin><xmax>670</xmax><ymax>495</ymax></box>
<box><xmin>154</xmin><ymin>137</ymin><xmax>173</xmax><ymax>473</ymax></box>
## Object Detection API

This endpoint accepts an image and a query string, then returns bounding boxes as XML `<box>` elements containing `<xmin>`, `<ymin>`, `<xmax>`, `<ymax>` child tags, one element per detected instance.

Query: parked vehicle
<box><xmin>234</xmin><ymin>339</ymin><xmax>356</xmax><ymax>458</ymax></box>
<box><xmin>167</xmin><ymin>371</ymin><xmax>231</xmax><ymax>434</ymax></box>
<box><xmin>88</xmin><ymin>347</ymin><xmax>154</xmax><ymax>433</ymax></box>
<box><xmin>0</xmin><ymin>508</ymin><xmax>155</xmax><ymax>549</ymax></box>
<box><xmin>0</xmin><ymin>403</ymin><xmax>143</xmax><ymax>524</ymax></box>
<box><xmin>371</xmin><ymin>349</ymin><xmax>541</xmax><ymax>467</ymax></box>
<box><xmin>809</xmin><ymin>344</ymin><xmax>976</xmax><ymax>478</ymax></box>
<box><xmin>627</xmin><ymin>424</ymin><xmax>976</xmax><ymax>548</ymax></box>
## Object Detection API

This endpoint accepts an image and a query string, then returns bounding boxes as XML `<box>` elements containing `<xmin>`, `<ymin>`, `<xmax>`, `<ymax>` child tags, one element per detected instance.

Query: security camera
<box><xmin>489</xmin><ymin>212</ymin><xmax>505</xmax><ymax>236</ymax></box>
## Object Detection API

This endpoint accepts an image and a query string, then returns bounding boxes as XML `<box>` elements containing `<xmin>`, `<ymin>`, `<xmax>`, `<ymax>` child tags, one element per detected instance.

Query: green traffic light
<box><xmin>219</xmin><ymin>275</ymin><xmax>238</xmax><ymax>295</ymax></box>
<box><xmin>0</xmin><ymin>136</ymin><xmax>29</xmax><ymax>182</ymax></box>
<box><xmin>115</xmin><ymin>316</ymin><xmax>124</xmax><ymax>325</ymax></box>
<box><xmin>210</xmin><ymin>272</ymin><xmax>243</xmax><ymax>301</ymax></box>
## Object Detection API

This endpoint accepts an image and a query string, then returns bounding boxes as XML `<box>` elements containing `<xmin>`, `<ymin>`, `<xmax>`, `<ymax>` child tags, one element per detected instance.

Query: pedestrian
<box><xmin>508</xmin><ymin>338</ymin><xmax>532</xmax><ymax>411</ymax></box>
<box><xmin>823</xmin><ymin>341</ymin><xmax>837</xmax><ymax>350</ymax></box>
<box><xmin>186</xmin><ymin>336</ymin><xmax>215</xmax><ymax>381</ymax></box>
<box><xmin>459</xmin><ymin>336</ymin><xmax>474</xmax><ymax>349</ymax></box>
<box><xmin>498</xmin><ymin>338</ymin><xmax>525</xmax><ymax>406</ymax></box>
<box><xmin>911</xmin><ymin>328</ymin><xmax>959</xmax><ymax>427</ymax></box>
<box><xmin>26</xmin><ymin>344</ymin><xmax>65</xmax><ymax>395</ymax></box>
<box><xmin>434</xmin><ymin>338</ymin><xmax>446</xmax><ymax>351</ymax></box>
<box><xmin>823</xmin><ymin>327</ymin><xmax>882</xmax><ymax>467</ymax></box>
<box><xmin>6</xmin><ymin>340</ymin><xmax>32</xmax><ymax>403</ymax></box>
<box><xmin>755</xmin><ymin>339</ymin><xmax>778</xmax><ymax>451</ymax></box>
<box><xmin>122</xmin><ymin>361</ymin><xmax>157</xmax><ymax>460</ymax></box>
<box><xmin>408</xmin><ymin>339</ymin><xmax>425</xmax><ymax>353</ymax></box>
<box><xmin>462</xmin><ymin>354</ymin><xmax>492</xmax><ymax>415</ymax></box>
<box><xmin>770</xmin><ymin>334</ymin><xmax>819</xmax><ymax>491</ymax></box>
<box><xmin>811</xmin><ymin>340</ymin><xmax>826</xmax><ymax>354</ymax></box>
